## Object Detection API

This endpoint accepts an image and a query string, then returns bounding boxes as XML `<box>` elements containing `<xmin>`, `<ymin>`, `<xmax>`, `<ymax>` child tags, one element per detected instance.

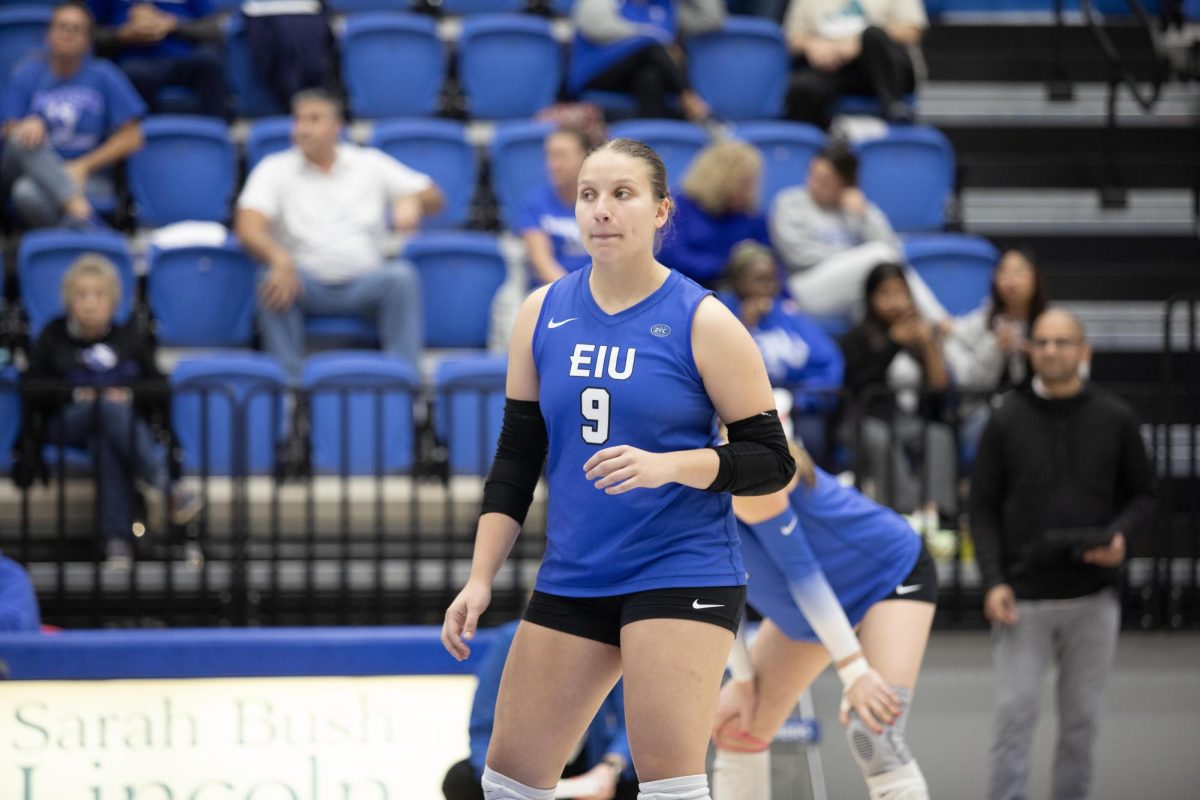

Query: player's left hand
<box><xmin>839</xmin><ymin>667</ymin><xmax>900</xmax><ymax>733</ymax></box>
<box><xmin>583</xmin><ymin>445</ymin><xmax>675</xmax><ymax>494</ymax></box>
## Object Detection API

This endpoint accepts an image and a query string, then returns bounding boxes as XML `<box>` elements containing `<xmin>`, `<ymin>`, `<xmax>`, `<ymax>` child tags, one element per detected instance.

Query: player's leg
<box><xmin>485</xmin><ymin>620</ymin><xmax>623</xmax><ymax>798</ymax></box>
<box><xmin>711</xmin><ymin>619</ymin><xmax>830</xmax><ymax>800</ymax></box>
<box><xmin>852</xmin><ymin>598</ymin><xmax>936</xmax><ymax>799</ymax></box>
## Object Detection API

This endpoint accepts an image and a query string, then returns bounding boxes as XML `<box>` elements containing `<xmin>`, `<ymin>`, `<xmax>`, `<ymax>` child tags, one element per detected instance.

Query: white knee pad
<box><xmin>638</xmin><ymin>774</ymin><xmax>711</xmax><ymax>800</ymax></box>
<box><xmin>866</xmin><ymin>760</ymin><xmax>929</xmax><ymax>800</ymax></box>
<box><xmin>845</xmin><ymin>686</ymin><xmax>915</xmax><ymax>777</ymax></box>
<box><xmin>712</xmin><ymin>748</ymin><xmax>770</xmax><ymax>800</ymax></box>
<box><xmin>481</xmin><ymin>766</ymin><xmax>555</xmax><ymax>800</ymax></box>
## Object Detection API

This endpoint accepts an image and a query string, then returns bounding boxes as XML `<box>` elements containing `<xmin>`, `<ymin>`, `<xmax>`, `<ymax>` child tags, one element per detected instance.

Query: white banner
<box><xmin>0</xmin><ymin>675</ymin><xmax>476</xmax><ymax>800</ymax></box>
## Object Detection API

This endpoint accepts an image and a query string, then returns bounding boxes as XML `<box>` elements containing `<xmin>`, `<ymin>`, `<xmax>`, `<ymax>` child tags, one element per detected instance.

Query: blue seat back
<box><xmin>736</xmin><ymin>121</ymin><xmax>825</xmax><ymax>209</ymax></box>
<box><xmin>489</xmin><ymin>119</ymin><xmax>555</xmax><ymax>228</ymax></box>
<box><xmin>370</xmin><ymin>118</ymin><xmax>476</xmax><ymax>228</ymax></box>
<box><xmin>856</xmin><ymin>126</ymin><xmax>954</xmax><ymax>232</ymax></box>
<box><xmin>225</xmin><ymin>14</ymin><xmax>285</xmax><ymax>118</ymax></box>
<box><xmin>147</xmin><ymin>241</ymin><xmax>258</xmax><ymax>347</ymax></box>
<box><xmin>441</xmin><ymin>0</ymin><xmax>526</xmax><ymax>13</ymax></box>
<box><xmin>434</xmin><ymin>355</ymin><xmax>506</xmax><ymax>475</ymax></box>
<box><xmin>0</xmin><ymin>7</ymin><xmax>50</xmax><ymax>85</ymax></box>
<box><xmin>171</xmin><ymin>354</ymin><xmax>288</xmax><ymax>476</ymax></box>
<box><xmin>18</xmin><ymin>230</ymin><xmax>135</xmax><ymax>339</ymax></box>
<box><xmin>607</xmin><ymin>120</ymin><xmax>709</xmax><ymax>186</ymax></box>
<box><xmin>341</xmin><ymin>14</ymin><xmax>445</xmax><ymax>118</ymax></box>
<box><xmin>302</xmin><ymin>352</ymin><xmax>419</xmax><ymax>475</ymax></box>
<box><xmin>903</xmin><ymin>234</ymin><xmax>999</xmax><ymax>316</ymax></box>
<box><xmin>687</xmin><ymin>18</ymin><xmax>788</xmax><ymax>121</ymax></box>
<box><xmin>459</xmin><ymin>15</ymin><xmax>561</xmax><ymax>120</ymax></box>
<box><xmin>129</xmin><ymin>116</ymin><xmax>236</xmax><ymax>226</ymax></box>
<box><xmin>405</xmin><ymin>232</ymin><xmax>508</xmax><ymax>348</ymax></box>
<box><xmin>0</xmin><ymin>367</ymin><xmax>19</xmax><ymax>472</ymax></box>
<box><xmin>245</xmin><ymin>116</ymin><xmax>294</xmax><ymax>172</ymax></box>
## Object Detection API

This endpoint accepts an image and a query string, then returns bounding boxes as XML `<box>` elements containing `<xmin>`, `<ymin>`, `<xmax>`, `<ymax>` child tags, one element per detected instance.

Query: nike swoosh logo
<box><xmin>693</xmin><ymin>600</ymin><xmax>725</xmax><ymax>610</ymax></box>
<box><xmin>547</xmin><ymin>317</ymin><xmax>577</xmax><ymax>329</ymax></box>
<box><xmin>895</xmin><ymin>584</ymin><xmax>923</xmax><ymax>596</ymax></box>
<box><xmin>780</xmin><ymin>517</ymin><xmax>797</xmax><ymax>536</ymax></box>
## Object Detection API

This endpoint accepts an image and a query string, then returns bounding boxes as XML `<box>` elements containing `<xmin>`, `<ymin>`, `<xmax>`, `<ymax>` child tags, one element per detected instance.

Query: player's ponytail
<box><xmin>789</xmin><ymin>441</ymin><xmax>817</xmax><ymax>488</ymax></box>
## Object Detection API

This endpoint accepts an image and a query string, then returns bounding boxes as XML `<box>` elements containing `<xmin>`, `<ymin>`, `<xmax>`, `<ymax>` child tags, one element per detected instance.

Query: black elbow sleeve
<box><xmin>480</xmin><ymin>398</ymin><xmax>549</xmax><ymax>525</ymax></box>
<box><xmin>706</xmin><ymin>410</ymin><xmax>796</xmax><ymax>496</ymax></box>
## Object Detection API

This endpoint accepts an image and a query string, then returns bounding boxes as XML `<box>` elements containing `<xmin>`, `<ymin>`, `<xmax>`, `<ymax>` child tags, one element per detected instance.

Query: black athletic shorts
<box><xmin>879</xmin><ymin>544</ymin><xmax>939</xmax><ymax>604</ymax></box>
<box><xmin>524</xmin><ymin>585</ymin><xmax>747</xmax><ymax>647</ymax></box>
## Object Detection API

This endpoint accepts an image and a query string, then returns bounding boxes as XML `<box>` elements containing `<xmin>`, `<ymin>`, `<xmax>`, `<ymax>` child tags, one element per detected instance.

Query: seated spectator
<box><xmin>840</xmin><ymin>262</ymin><xmax>956</xmax><ymax>521</ymax></box>
<box><xmin>520</xmin><ymin>127</ymin><xmax>592</xmax><ymax>286</ymax></box>
<box><xmin>657</xmin><ymin>140</ymin><xmax>769</xmax><ymax>288</ymax></box>
<box><xmin>569</xmin><ymin>0</ymin><xmax>724</xmax><ymax>121</ymax></box>
<box><xmin>769</xmin><ymin>143</ymin><xmax>945</xmax><ymax>322</ymax></box>
<box><xmin>442</xmin><ymin>619</ymin><xmax>637</xmax><ymax>800</ymax></box>
<box><xmin>945</xmin><ymin>247</ymin><xmax>1048</xmax><ymax>458</ymax></box>
<box><xmin>781</xmin><ymin>0</ymin><xmax>926</xmax><ymax>128</ymax></box>
<box><xmin>0</xmin><ymin>1</ymin><xmax>145</xmax><ymax>229</ymax></box>
<box><xmin>0</xmin><ymin>552</ymin><xmax>41</xmax><ymax>632</ymax></box>
<box><xmin>235</xmin><ymin>89</ymin><xmax>444</xmax><ymax>380</ymax></box>
<box><xmin>722</xmin><ymin>240</ymin><xmax>843</xmax><ymax>459</ymax></box>
<box><xmin>21</xmin><ymin>255</ymin><xmax>199</xmax><ymax>568</ymax></box>
<box><xmin>89</xmin><ymin>0</ymin><xmax>227</xmax><ymax>118</ymax></box>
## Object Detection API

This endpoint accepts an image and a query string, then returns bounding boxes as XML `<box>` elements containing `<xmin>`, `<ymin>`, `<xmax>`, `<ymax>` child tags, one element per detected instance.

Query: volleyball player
<box><xmin>441</xmin><ymin>139</ymin><xmax>794</xmax><ymax>800</ymax></box>
<box><xmin>712</xmin><ymin>442</ymin><xmax>937</xmax><ymax>800</ymax></box>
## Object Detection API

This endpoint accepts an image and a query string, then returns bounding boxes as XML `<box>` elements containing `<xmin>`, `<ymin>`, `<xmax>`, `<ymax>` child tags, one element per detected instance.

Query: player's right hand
<box><xmin>840</xmin><ymin>667</ymin><xmax>900</xmax><ymax>734</ymax></box>
<box><xmin>441</xmin><ymin>580</ymin><xmax>491</xmax><ymax>661</ymax></box>
<box><xmin>711</xmin><ymin>679</ymin><xmax>763</xmax><ymax>751</ymax></box>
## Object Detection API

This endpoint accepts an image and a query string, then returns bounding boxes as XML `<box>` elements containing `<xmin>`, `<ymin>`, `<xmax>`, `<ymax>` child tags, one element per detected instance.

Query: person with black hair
<box><xmin>769</xmin><ymin>145</ymin><xmax>945</xmax><ymax>323</ymax></box>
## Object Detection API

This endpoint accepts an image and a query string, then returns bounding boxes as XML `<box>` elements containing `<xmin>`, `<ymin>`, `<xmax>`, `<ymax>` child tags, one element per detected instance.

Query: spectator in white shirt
<box><xmin>234</xmin><ymin>89</ymin><xmax>444</xmax><ymax>378</ymax></box>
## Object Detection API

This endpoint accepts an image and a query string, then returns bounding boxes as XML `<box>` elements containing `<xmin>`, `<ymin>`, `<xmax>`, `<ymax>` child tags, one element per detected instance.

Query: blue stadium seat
<box><xmin>832</xmin><ymin>93</ymin><xmax>917</xmax><ymax>119</ymax></box>
<box><xmin>244</xmin><ymin>116</ymin><xmax>294</xmax><ymax>172</ymax></box>
<box><xmin>341</xmin><ymin>13</ymin><xmax>445</xmax><ymax>119</ymax></box>
<box><xmin>18</xmin><ymin>230</ymin><xmax>135</xmax><ymax>339</ymax></box>
<box><xmin>0</xmin><ymin>6</ymin><xmax>50</xmax><ymax>84</ymax></box>
<box><xmin>459</xmin><ymin>15</ymin><xmax>561</xmax><ymax>120</ymax></box>
<box><xmin>607</xmin><ymin>120</ymin><xmax>710</xmax><ymax>186</ymax></box>
<box><xmin>0</xmin><ymin>367</ymin><xmax>19</xmax><ymax>472</ymax></box>
<box><xmin>489</xmin><ymin>119</ymin><xmax>555</xmax><ymax>228</ymax></box>
<box><xmin>147</xmin><ymin>240</ymin><xmax>258</xmax><ymax>347</ymax></box>
<box><xmin>736</xmin><ymin>121</ymin><xmax>825</xmax><ymax>209</ymax></box>
<box><xmin>305</xmin><ymin>316</ymin><xmax>378</xmax><ymax>343</ymax></box>
<box><xmin>687</xmin><ymin>17</ymin><xmax>788</xmax><ymax>121</ymax></box>
<box><xmin>433</xmin><ymin>355</ymin><xmax>506</xmax><ymax>475</ymax></box>
<box><xmin>302</xmin><ymin>352</ymin><xmax>420</xmax><ymax>475</ymax></box>
<box><xmin>369</xmin><ymin>118</ymin><xmax>476</xmax><ymax>228</ymax></box>
<box><xmin>405</xmin><ymin>232</ymin><xmax>507</xmax><ymax>348</ymax></box>
<box><xmin>902</xmin><ymin>233</ymin><xmax>999</xmax><ymax>316</ymax></box>
<box><xmin>327</xmin><ymin>0</ymin><xmax>410</xmax><ymax>10</ymax></box>
<box><xmin>855</xmin><ymin>126</ymin><xmax>955</xmax><ymax>232</ymax></box>
<box><xmin>128</xmin><ymin>116</ymin><xmax>237</xmax><ymax>226</ymax></box>
<box><xmin>441</xmin><ymin>0</ymin><xmax>526</xmax><ymax>13</ymax></box>
<box><xmin>171</xmin><ymin>353</ymin><xmax>288</xmax><ymax>476</ymax></box>
<box><xmin>225</xmin><ymin>14</ymin><xmax>285</xmax><ymax>118</ymax></box>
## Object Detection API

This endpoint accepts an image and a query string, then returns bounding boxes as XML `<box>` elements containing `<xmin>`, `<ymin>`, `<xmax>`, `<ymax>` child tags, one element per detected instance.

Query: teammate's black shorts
<box><xmin>878</xmin><ymin>544</ymin><xmax>938</xmax><ymax>604</ymax></box>
<box><xmin>524</xmin><ymin>585</ymin><xmax>747</xmax><ymax>647</ymax></box>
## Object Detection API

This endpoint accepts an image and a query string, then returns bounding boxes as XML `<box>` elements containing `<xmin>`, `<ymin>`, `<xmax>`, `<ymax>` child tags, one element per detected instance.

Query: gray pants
<box><xmin>1</xmin><ymin>138</ymin><xmax>79</xmax><ymax>227</ymax></box>
<box><xmin>989</xmin><ymin>589</ymin><xmax>1120</xmax><ymax>800</ymax></box>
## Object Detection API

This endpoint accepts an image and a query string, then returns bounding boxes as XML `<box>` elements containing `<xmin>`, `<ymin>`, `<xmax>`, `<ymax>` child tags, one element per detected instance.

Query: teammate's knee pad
<box><xmin>844</xmin><ymin>686</ymin><xmax>915</xmax><ymax>778</ymax></box>
<box><xmin>866</xmin><ymin>760</ymin><xmax>929</xmax><ymax>800</ymax></box>
<box><xmin>712</xmin><ymin>748</ymin><xmax>770</xmax><ymax>800</ymax></box>
<box><xmin>481</xmin><ymin>766</ymin><xmax>555</xmax><ymax>800</ymax></box>
<box><xmin>638</xmin><ymin>773</ymin><xmax>711</xmax><ymax>800</ymax></box>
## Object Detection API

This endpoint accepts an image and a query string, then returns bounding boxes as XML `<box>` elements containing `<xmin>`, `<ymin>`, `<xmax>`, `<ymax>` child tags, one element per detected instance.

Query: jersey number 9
<box><xmin>581</xmin><ymin>387</ymin><xmax>610</xmax><ymax>445</ymax></box>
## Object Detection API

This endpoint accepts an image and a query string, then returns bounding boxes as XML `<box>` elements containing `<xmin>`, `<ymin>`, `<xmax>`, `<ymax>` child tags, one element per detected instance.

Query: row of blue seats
<box><xmin>63</xmin><ymin>114</ymin><xmax>956</xmax><ymax>232</ymax></box>
<box><xmin>10</xmin><ymin>225</ymin><xmax>998</xmax><ymax>352</ymax></box>
<box><xmin>0</xmin><ymin>351</ymin><xmax>507</xmax><ymax>477</ymax></box>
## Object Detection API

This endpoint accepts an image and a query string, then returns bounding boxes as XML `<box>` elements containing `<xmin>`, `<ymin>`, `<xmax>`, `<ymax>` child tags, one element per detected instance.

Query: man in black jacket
<box><xmin>970</xmin><ymin>308</ymin><xmax>1155</xmax><ymax>800</ymax></box>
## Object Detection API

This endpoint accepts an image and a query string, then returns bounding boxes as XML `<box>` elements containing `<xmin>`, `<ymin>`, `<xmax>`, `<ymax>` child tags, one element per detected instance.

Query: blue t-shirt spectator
<box><xmin>0</xmin><ymin>554</ymin><xmax>41</xmax><ymax>633</ymax></box>
<box><xmin>721</xmin><ymin>293</ymin><xmax>844</xmax><ymax>391</ymax></box>
<box><xmin>517</xmin><ymin>184</ymin><xmax>591</xmax><ymax>280</ymax></box>
<box><xmin>658</xmin><ymin>191</ymin><xmax>769</xmax><ymax>287</ymax></box>
<box><xmin>0</xmin><ymin>56</ymin><xmax>146</xmax><ymax>161</ymax></box>
<box><xmin>88</xmin><ymin>0</ymin><xmax>214</xmax><ymax>59</ymax></box>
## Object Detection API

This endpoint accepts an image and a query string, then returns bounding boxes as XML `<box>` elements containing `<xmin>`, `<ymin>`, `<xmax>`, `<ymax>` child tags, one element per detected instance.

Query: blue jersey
<box><xmin>516</xmin><ymin>184</ymin><xmax>590</xmax><ymax>279</ymax></box>
<box><xmin>531</xmin><ymin>266</ymin><xmax>744</xmax><ymax>596</ymax></box>
<box><xmin>740</xmin><ymin>467</ymin><xmax>921</xmax><ymax>642</ymax></box>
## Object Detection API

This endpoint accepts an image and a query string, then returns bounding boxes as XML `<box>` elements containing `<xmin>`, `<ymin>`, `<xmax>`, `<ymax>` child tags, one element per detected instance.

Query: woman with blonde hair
<box><xmin>22</xmin><ymin>254</ymin><xmax>199</xmax><ymax>567</ymax></box>
<box><xmin>657</xmin><ymin>139</ymin><xmax>770</xmax><ymax>288</ymax></box>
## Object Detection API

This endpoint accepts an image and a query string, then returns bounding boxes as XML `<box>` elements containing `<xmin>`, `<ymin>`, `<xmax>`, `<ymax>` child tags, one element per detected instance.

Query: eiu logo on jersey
<box><xmin>568</xmin><ymin>344</ymin><xmax>636</xmax><ymax>380</ymax></box>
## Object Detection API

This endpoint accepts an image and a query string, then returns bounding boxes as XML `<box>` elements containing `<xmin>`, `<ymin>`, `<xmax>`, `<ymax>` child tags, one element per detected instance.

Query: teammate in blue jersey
<box><xmin>442</xmin><ymin>139</ymin><xmax>795</xmax><ymax>800</ymax></box>
<box><xmin>711</xmin><ymin>441</ymin><xmax>937</xmax><ymax>800</ymax></box>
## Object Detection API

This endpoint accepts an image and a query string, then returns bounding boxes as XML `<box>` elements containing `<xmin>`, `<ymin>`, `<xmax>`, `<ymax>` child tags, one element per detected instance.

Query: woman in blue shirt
<box><xmin>517</xmin><ymin>128</ymin><xmax>593</xmax><ymax>286</ymax></box>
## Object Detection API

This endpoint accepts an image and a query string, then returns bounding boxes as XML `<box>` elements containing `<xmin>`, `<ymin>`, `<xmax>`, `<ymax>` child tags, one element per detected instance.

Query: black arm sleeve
<box><xmin>480</xmin><ymin>398</ymin><xmax>549</xmax><ymax>525</ymax></box>
<box><xmin>706</xmin><ymin>410</ymin><xmax>796</xmax><ymax>496</ymax></box>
